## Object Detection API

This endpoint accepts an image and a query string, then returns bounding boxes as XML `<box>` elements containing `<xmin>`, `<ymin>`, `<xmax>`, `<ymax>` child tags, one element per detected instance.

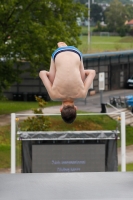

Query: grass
<box><xmin>118</xmin><ymin>163</ymin><xmax>133</xmax><ymax>171</ymax></box>
<box><xmin>0</xmin><ymin>125</ymin><xmax>11</xmax><ymax>169</ymax></box>
<box><xmin>78</xmin><ymin>28</ymin><xmax>133</xmax><ymax>54</ymax></box>
<box><xmin>0</xmin><ymin>100</ymin><xmax>61</xmax><ymax>115</ymax></box>
<box><xmin>47</xmin><ymin>115</ymin><xmax>117</xmax><ymax>131</ymax></box>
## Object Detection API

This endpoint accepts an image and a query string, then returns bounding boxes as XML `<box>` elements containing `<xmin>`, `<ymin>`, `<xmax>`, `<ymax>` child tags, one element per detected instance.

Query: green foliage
<box><xmin>90</xmin><ymin>4</ymin><xmax>103</xmax><ymax>24</ymax></box>
<box><xmin>21</xmin><ymin>114</ymin><xmax>51</xmax><ymax>131</ymax></box>
<box><xmin>129</xmin><ymin>28</ymin><xmax>133</xmax><ymax>36</ymax></box>
<box><xmin>20</xmin><ymin>96</ymin><xmax>51</xmax><ymax>131</ymax></box>
<box><xmin>0</xmin><ymin>93</ymin><xmax>8</xmax><ymax>101</ymax></box>
<box><xmin>93</xmin><ymin>22</ymin><xmax>109</xmax><ymax>33</ymax></box>
<box><xmin>74</xmin><ymin>0</ymin><xmax>87</xmax><ymax>4</ymax></box>
<box><xmin>125</xmin><ymin>4</ymin><xmax>133</xmax><ymax>21</ymax></box>
<box><xmin>0</xmin><ymin>0</ymin><xmax>87</xmax><ymax>96</ymax></box>
<box><xmin>116</xmin><ymin>21</ymin><xmax>130</xmax><ymax>37</ymax></box>
<box><xmin>104</xmin><ymin>0</ymin><xmax>127</xmax><ymax>33</ymax></box>
<box><xmin>117</xmin><ymin>27</ymin><xmax>126</xmax><ymax>37</ymax></box>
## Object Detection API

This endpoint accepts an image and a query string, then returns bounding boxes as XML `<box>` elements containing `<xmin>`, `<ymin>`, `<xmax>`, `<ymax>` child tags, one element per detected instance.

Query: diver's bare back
<box><xmin>52</xmin><ymin>51</ymin><xmax>86</xmax><ymax>100</ymax></box>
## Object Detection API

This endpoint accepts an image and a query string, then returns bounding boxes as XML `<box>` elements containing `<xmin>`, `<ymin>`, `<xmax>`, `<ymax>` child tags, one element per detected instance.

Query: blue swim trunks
<box><xmin>52</xmin><ymin>46</ymin><xmax>82</xmax><ymax>61</ymax></box>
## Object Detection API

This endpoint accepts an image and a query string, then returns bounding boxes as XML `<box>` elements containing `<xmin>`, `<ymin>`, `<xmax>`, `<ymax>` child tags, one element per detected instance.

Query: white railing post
<box><xmin>11</xmin><ymin>113</ymin><xmax>16</xmax><ymax>173</ymax></box>
<box><xmin>121</xmin><ymin>112</ymin><xmax>126</xmax><ymax>172</ymax></box>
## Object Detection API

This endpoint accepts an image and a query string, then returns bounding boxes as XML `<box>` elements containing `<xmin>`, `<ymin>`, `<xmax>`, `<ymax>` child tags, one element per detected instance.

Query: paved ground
<box><xmin>0</xmin><ymin>89</ymin><xmax>133</xmax><ymax>173</ymax></box>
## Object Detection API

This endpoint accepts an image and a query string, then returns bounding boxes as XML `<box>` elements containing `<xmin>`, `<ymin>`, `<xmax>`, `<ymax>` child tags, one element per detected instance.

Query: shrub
<box><xmin>117</xmin><ymin>27</ymin><xmax>126</xmax><ymax>37</ymax></box>
<box><xmin>93</xmin><ymin>24</ymin><xmax>109</xmax><ymax>33</ymax></box>
<box><xmin>0</xmin><ymin>94</ymin><xmax>8</xmax><ymax>101</ymax></box>
<box><xmin>20</xmin><ymin>96</ymin><xmax>51</xmax><ymax>131</ymax></box>
<box><xmin>129</xmin><ymin>28</ymin><xmax>133</xmax><ymax>36</ymax></box>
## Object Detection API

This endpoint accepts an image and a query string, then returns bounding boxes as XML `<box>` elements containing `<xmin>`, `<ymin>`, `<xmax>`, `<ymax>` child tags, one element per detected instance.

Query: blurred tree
<box><xmin>74</xmin><ymin>0</ymin><xmax>96</xmax><ymax>4</ymax></box>
<box><xmin>104</xmin><ymin>0</ymin><xmax>126</xmax><ymax>32</ymax></box>
<box><xmin>125</xmin><ymin>4</ymin><xmax>133</xmax><ymax>21</ymax></box>
<box><xmin>0</xmin><ymin>0</ymin><xmax>87</xmax><ymax>97</ymax></box>
<box><xmin>90</xmin><ymin>3</ymin><xmax>103</xmax><ymax>24</ymax></box>
<box><xmin>74</xmin><ymin>0</ymin><xmax>87</xmax><ymax>4</ymax></box>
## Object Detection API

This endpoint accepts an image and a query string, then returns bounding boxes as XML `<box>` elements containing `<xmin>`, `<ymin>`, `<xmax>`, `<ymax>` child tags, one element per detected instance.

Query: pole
<box><xmin>121</xmin><ymin>112</ymin><xmax>126</xmax><ymax>172</ymax></box>
<box><xmin>100</xmin><ymin>90</ymin><xmax>103</xmax><ymax>104</ymax></box>
<box><xmin>11</xmin><ymin>113</ymin><xmax>16</xmax><ymax>173</ymax></box>
<box><xmin>88</xmin><ymin>0</ymin><xmax>90</xmax><ymax>45</ymax></box>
